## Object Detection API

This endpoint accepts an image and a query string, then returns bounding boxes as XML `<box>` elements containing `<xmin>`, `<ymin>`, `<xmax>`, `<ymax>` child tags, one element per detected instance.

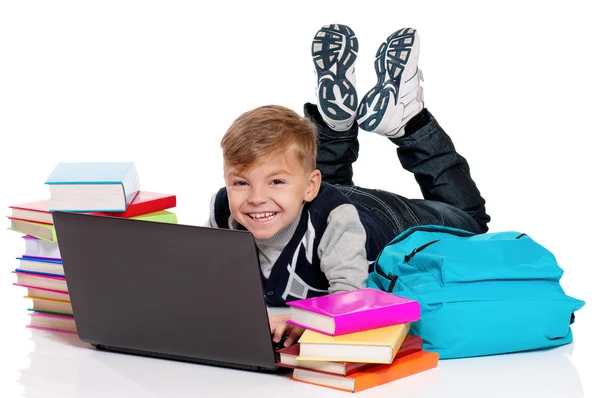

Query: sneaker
<box><xmin>356</xmin><ymin>28</ymin><xmax>424</xmax><ymax>138</ymax></box>
<box><xmin>312</xmin><ymin>24</ymin><xmax>359</xmax><ymax>132</ymax></box>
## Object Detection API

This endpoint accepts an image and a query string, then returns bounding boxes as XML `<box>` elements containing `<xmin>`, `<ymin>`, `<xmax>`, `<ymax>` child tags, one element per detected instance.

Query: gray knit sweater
<box><xmin>205</xmin><ymin>194</ymin><xmax>369</xmax><ymax>295</ymax></box>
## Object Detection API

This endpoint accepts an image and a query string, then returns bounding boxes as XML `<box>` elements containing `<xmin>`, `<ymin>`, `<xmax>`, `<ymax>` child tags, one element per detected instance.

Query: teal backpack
<box><xmin>367</xmin><ymin>225</ymin><xmax>585</xmax><ymax>359</ymax></box>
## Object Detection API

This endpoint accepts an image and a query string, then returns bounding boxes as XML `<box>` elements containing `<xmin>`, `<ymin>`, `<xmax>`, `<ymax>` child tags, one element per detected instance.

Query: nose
<box><xmin>247</xmin><ymin>186</ymin><xmax>268</xmax><ymax>206</ymax></box>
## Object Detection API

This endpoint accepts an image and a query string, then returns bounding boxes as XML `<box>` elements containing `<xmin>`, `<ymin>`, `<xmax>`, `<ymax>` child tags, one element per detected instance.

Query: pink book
<box><xmin>13</xmin><ymin>271</ymin><xmax>66</xmax><ymax>281</ymax></box>
<box><xmin>27</xmin><ymin>326</ymin><xmax>77</xmax><ymax>335</ymax></box>
<box><xmin>13</xmin><ymin>283</ymin><xmax>68</xmax><ymax>294</ymax></box>
<box><xmin>27</xmin><ymin>312</ymin><xmax>77</xmax><ymax>334</ymax></box>
<box><xmin>286</xmin><ymin>288</ymin><xmax>420</xmax><ymax>336</ymax></box>
<box><xmin>13</xmin><ymin>270</ymin><xmax>68</xmax><ymax>292</ymax></box>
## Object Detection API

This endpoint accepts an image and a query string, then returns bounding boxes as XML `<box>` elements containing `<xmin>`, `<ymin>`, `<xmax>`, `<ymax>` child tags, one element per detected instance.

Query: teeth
<box><xmin>249</xmin><ymin>212</ymin><xmax>276</xmax><ymax>219</ymax></box>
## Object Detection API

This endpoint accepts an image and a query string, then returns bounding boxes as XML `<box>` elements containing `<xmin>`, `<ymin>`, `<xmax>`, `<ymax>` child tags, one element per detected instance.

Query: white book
<box><xmin>45</xmin><ymin>162</ymin><xmax>139</xmax><ymax>212</ymax></box>
<box><xmin>23</xmin><ymin>236</ymin><xmax>61</xmax><ymax>258</ymax></box>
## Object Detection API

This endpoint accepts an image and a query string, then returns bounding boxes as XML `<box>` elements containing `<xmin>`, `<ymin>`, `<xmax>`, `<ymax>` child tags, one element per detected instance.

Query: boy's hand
<box><xmin>269</xmin><ymin>314</ymin><xmax>305</xmax><ymax>348</ymax></box>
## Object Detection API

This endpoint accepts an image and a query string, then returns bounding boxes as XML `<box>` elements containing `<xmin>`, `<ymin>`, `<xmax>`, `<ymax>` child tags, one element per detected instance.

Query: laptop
<box><xmin>52</xmin><ymin>211</ymin><xmax>280</xmax><ymax>372</ymax></box>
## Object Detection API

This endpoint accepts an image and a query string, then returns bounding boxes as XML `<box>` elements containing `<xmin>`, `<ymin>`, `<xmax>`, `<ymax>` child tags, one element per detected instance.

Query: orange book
<box><xmin>291</xmin><ymin>350</ymin><xmax>439</xmax><ymax>393</ymax></box>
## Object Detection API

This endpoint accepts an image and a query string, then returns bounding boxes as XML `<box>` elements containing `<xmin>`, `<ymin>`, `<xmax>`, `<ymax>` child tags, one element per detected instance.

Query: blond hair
<box><xmin>221</xmin><ymin>105</ymin><xmax>317</xmax><ymax>172</ymax></box>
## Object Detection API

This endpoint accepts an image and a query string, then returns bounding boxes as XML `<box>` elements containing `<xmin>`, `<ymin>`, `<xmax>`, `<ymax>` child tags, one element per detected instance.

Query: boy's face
<box><xmin>224</xmin><ymin>148</ymin><xmax>321</xmax><ymax>240</ymax></box>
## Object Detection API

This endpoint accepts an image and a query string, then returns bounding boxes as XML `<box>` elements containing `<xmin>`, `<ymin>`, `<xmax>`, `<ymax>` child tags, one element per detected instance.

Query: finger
<box><xmin>284</xmin><ymin>327</ymin><xmax>305</xmax><ymax>347</ymax></box>
<box><xmin>272</xmin><ymin>322</ymin><xmax>288</xmax><ymax>342</ymax></box>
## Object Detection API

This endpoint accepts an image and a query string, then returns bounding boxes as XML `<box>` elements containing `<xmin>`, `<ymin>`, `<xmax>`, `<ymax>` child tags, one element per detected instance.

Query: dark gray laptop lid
<box><xmin>52</xmin><ymin>212</ymin><xmax>277</xmax><ymax>371</ymax></box>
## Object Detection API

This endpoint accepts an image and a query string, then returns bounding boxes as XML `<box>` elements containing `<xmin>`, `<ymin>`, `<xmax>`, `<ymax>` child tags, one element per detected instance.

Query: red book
<box><xmin>8</xmin><ymin>200</ymin><xmax>53</xmax><ymax>225</ymax></box>
<box><xmin>91</xmin><ymin>191</ymin><xmax>176</xmax><ymax>218</ymax></box>
<box><xmin>8</xmin><ymin>192</ymin><xmax>176</xmax><ymax>223</ymax></box>
<box><xmin>277</xmin><ymin>335</ymin><xmax>422</xmax><ymax>376</ymax></box>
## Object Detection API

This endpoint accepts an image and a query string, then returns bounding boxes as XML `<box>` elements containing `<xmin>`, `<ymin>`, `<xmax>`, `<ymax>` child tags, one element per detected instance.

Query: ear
<box><xmin>303</xmin><ymin>169</ymin><xmax>322</xmax><ymax>202</ymax></box>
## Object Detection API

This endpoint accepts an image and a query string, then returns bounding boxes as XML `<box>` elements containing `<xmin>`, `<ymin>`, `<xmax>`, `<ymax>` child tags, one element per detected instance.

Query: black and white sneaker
<box><xmin>312</xmin><ymin>24</ymin><xmax>359</xmax><ymax>132</ymax></box>
<box><xmin>357</xmin><ymin>28</ymin><xmax>424</xmax><ymax>138</ymax></box>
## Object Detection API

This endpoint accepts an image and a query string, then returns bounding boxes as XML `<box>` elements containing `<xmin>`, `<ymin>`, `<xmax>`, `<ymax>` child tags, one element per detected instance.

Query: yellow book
<box><xmin>297</xmin><ymin>323</ymin><xmax>410</xmax><ymax>363</ymax></box>
<box><xmin>25</xmin><ymin>295</ymin><xmax>73</xmax><ymax>315</ymax></box>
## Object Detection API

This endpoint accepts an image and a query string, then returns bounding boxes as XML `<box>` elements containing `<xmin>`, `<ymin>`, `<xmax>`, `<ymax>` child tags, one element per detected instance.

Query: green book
<box><xmin>131</xmin><ymin>210</ymin><xmax>177</xmax><ymax>224</ymax></box>
<box><xmin>27</xmin><ymin>308</ymin><xmax>73</xmax><ymax>317</ymax></box>
<box><xmin>8</xmin><ymin>210</ymin><xmax>177</xmax><ymax>242</ymax></box>
<box><xmin>9</xmin><ymin>219</ymin><xmax>57</xmax><ymax>242</ymax></box>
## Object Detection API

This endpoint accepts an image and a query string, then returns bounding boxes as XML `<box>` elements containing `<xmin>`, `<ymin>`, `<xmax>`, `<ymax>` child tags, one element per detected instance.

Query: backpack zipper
<box><xmin>374</xmin><ymin>262</ymin><xmax>399</xmax><ymax>292</ymax></box>
<box><xmin>374</xmin><ymin>262</ymin><xmax>400</xmax><ymax>292</ymax></box>
<box><xmin>404</xmin><ymin>232</ymin><xmax>527</xmax><ymax>261</ymax></box>
<box><xmin>374</xmin><ymin>227</ymin><xmax>474</xmax><ymax>289</ymax></box>
<box><xmin>387</xmin><ymin>273</ymin><xmax>399</xmax><ymax>292</ymax></box>
<box><xmin>404</xmin><ymin>239</ymin><xmax>440</xmax><ymax>262</ymax></box>
<box><xmin>386</xmin><ymin>226</ymin><xmax>474</xmax><ymax>247</ymax></box>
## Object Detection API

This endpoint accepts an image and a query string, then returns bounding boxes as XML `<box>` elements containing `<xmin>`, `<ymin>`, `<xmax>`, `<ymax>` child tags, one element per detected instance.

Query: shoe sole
<box><xmin>312</xmin><ymin>24</ymin><xmax>359</xmax><ymax>126</ymax></box>
<box><xmin>357</xmin><ymin>28</ymin><xmax>417</xmax><ymax>132</ymax></box>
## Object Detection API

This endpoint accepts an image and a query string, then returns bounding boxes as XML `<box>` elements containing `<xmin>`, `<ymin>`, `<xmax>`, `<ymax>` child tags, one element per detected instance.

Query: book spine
<box><xmin>334</xmin><ymin>301</ymin><xmax>421</xmax><ymax>335</ymax></box>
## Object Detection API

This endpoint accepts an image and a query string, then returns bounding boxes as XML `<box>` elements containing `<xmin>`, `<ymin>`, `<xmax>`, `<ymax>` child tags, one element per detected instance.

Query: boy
<box><xmin>206</xmin><ymin>25</ymin><xmax>490</xmax><ymax>346</ymax></box>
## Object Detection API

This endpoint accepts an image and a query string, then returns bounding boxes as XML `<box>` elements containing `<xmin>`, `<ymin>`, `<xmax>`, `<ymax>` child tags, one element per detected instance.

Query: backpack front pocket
<box><xmin>412</xmin><ymin>296</ymin><xmax>582</xmax><ymax>359</ymax></box>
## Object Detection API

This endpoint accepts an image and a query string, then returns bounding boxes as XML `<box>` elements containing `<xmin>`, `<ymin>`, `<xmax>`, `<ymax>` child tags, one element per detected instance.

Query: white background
<box><xmin>1</xmin><ymin>0</ymin><xmax>598</xmax><ymax>397</ymax></box>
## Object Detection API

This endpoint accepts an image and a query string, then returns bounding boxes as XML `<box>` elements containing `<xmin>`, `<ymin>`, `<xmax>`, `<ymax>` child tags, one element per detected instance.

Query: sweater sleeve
<box><xmin>204</xmin><ymin>193</ymin><xmax>218</xmax><ymax>228</ymax></box>
<box><xmin>317</xmin><ymin>204</ymin><xmax>369</xmax><ymax>294</ymax></box>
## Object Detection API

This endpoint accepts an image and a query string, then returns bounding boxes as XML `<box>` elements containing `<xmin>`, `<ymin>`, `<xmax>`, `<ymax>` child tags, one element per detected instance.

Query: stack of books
<box><xmin>278</xmin><ymin>288</ymin><xmax>439</xmax><ymax>393</ymax></box>
<box><xmin>7</xmin><ymin>162</ymin><xmax>177</xmax><ymax>335</ymax></box>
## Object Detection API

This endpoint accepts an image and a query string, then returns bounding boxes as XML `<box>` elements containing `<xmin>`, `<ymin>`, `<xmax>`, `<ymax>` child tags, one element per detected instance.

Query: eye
<box><xmin>270</xmin><ymin>179</ymin><xmax>285</xmax><ymax>185</ymax></box>
<box><xmin>233</xmin><ymin>181</ymin><xmax>248</xmax><ymax>186</ymax></box>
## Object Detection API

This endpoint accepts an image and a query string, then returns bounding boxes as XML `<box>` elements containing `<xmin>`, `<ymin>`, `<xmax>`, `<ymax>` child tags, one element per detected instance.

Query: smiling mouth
<box><xmin>246</xmin><ymin>212</ymin><xmax>278</xmax><ymax>223</ymax></box>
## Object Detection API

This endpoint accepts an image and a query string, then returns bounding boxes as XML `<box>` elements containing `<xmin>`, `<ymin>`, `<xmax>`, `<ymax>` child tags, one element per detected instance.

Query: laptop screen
<box><xmin>53</xmin><ymin>212</ymin><xmax>277</xmax><ymax>371</ymax></box>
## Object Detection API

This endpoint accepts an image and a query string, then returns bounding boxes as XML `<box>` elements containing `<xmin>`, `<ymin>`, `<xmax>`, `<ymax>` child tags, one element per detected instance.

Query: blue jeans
<box><xmin>304</xmin><ymin>103</ymin><xmax>490</xmax><ymax>239</ymax></box>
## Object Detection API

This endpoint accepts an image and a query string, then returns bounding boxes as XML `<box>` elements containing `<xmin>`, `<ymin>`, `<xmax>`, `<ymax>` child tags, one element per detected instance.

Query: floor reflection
<box><xmin>17</xmin><ymin>330</ymin><xmax>583</xmax><ymax>398</ymax></box>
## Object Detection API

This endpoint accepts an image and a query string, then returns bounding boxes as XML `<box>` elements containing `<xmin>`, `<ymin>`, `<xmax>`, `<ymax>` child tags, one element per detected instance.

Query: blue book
<box><xmin>17</xmin><ymin>256</ymin><xmax>62</xmax><ymax>264</ymax></box>
<box><xmin>16</xmin><ymin>256</ymin><xmax>64</xmax><ymax>276</ymax></box>
<box><xmin>45</xmin><ymin>162</ymin><xmax>140</xmax><ymax>212</ymax></box>
<box><xmin>15</xmin><ymin>268</ymin><xmax>64</xmax><ymax>278</ymax></box>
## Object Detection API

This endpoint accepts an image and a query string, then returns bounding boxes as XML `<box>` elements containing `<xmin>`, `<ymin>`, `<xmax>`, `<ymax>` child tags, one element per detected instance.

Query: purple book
<box><xmin>286</xmin><ymin>288</ymin><xmax>420</xmax><ymax>336</ymax></box>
